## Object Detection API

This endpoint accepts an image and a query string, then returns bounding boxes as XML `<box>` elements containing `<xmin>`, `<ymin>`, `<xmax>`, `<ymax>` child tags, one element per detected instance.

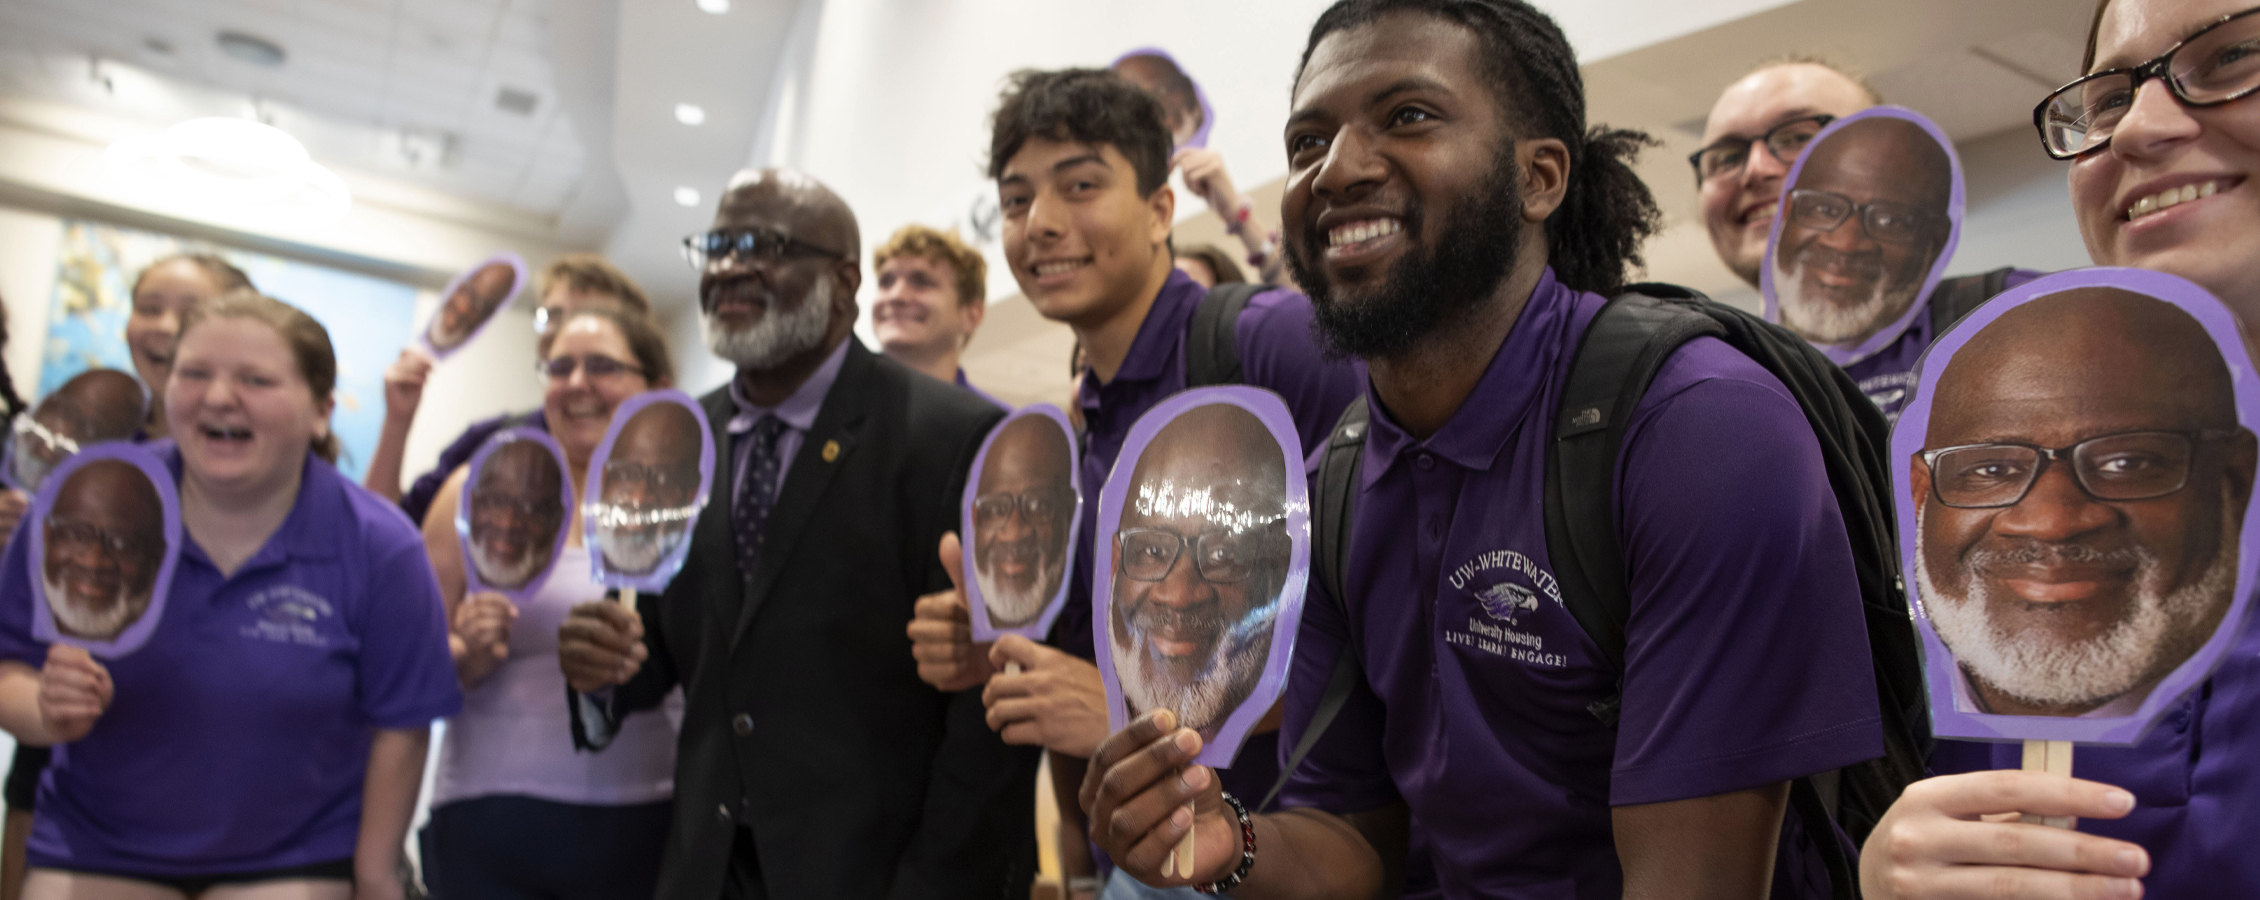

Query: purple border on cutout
<box><xmin>416</xmin><ymin>251</ymin><xmax>528</xmax><ymax>360</ymax></box>
<box><xmin>455</xmin><ymin>427</ymin><xmax>574</xmax><ymax>604</ymax></box>
<box><xmin>1893</xmin><ymin>267</ymin><xmax>2260</xmax><ymax>745</ymax></box>
<box><xmin>583</xmin><ymin>389</ymin><xmax>716</xmax><ymax>593</ymax></box>
<box><xmin>1111</xmin><ymin>47</ymin><xmax>1215</xmax><ymax>150</ymax></box>
<box><xmin>1760</xmin><ymin>106</ymin><xmax>1965</xmax><ymax>367</ymax></box>
<box><xmin>962</xmin><ymin>405</ymin><xmax>1083</xmax><ymax>642</ymax></box>
<box><xmin>1093</xmin><ymin>387</ymin><xmax>1311</xmax><ymax>768</ymax></box>
<box><xmin>27</xmin><ymin>443</ymin><xmax>181</xmax><ymax>658</ymax></box>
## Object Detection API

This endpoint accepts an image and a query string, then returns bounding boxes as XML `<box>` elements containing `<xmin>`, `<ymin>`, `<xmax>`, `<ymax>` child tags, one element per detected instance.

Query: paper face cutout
<box><xmin>1762</xmin><ymin>106</ymin><xmax>1965</xmax><ymax>367</ymax></box>
<box><xmin>28</xmin><ymin>443</ymin><xmax>180</xmax><ymax>657</ymax></box>
<box><xmin>962</xmin><ymin>406</ymin><xmax>1082</xmax><ymax>641</ymax></box>
<box><xmin>457</xmin><ymin>428</ymin><xmax>573</xmax><ymax>602</ymax></box>
<box><xmin>584</xmin><ymin>390</ymin><xmax>716</xmax><ymax>592</ymax></box>
<box><xmin>1111</xmin><ymin>48</ymin><xmax>1214</xmax><ymax>150</ymax></box>
<box><xmin>1</xmin><ymin>368</ymin><xmax>148</xmax><ymax>493</ymax></box>
<box><xmin>1895</xmin><ymin>268</ymin><xmax>2260</xmax><ymax>745</ymax></box>
<box><xmin>419</xmin><ymin>252</ymin><xmax>527</xmax><ymax>358</ymax></box>
<box><xmin>1095</xmin><ymin>387</ymin><xmax>1310</xmax><ymax>768</ymax></box>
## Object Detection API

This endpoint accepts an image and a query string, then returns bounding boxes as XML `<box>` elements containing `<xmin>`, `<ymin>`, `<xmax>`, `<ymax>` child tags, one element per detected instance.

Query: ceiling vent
<box><xmin>215</xmin><ymin>31</ymin><xmax>286</xmax><ymax>68</ymax></box>
<box><xmin>495</xmin><ymin>86</ymin><xmax>540</xmax><ymax>116</ymax></box>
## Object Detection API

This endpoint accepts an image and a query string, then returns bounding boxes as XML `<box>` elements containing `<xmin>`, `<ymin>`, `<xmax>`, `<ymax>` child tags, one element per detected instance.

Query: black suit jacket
<box><xmin>575</xmin><ymin>341</ymin><xmax>1034</xmax><ymax>900</ymax></box>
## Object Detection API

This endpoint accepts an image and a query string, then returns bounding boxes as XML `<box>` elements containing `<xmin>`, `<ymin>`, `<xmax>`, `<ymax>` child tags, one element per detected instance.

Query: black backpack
<box><xmin>1928</xmin><ymin>267</ymin><xmax>2016</xmax><ymax>336</ymax></box>
<box><xmin>1183</xmin><ymin>282</ymin><xmax>1269</xmax><ymax>387</ymax></box>
<box><xmin>1276</xmin><ymin>284</ymin><xmax>1931</xmax><ymax>900</ymax></box>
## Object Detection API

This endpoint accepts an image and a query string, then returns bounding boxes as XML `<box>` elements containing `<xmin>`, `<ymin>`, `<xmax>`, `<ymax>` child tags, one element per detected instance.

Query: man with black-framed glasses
<box><xmin>1697</xmin><ymin>59</ymin><xmax>1878</xmax><ymax>289</ymax></box>
<box><xmin>1911</xmin><ymin>287</ymin><xmax>2255</xmax><ymax>719</ymax></box>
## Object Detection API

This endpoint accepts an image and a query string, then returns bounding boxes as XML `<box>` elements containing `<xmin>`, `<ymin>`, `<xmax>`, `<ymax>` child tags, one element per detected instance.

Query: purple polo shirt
<box><xmin>1841</xmin><ymin>269</ymin><xmax>2043</xmax><ymax>421</ymax></box>
<box><xmin>1277</xmin><ymin>269</ymin><xmax>1883</xmax><ymax>899</ymax></box>
<box><xmin>1930</xmin><ymin>619</ymin><xmax>2260</xmax><ymax>894</ymax></box>
<box><xmin>1052</xmin><ymin>268</ymin><xmax>1363</xmax><ymax>803</ymax></box>
<box><xmin>0</xmin><ymin>450</ymin><xmax>461</xmax><ymax>876</ymax></box>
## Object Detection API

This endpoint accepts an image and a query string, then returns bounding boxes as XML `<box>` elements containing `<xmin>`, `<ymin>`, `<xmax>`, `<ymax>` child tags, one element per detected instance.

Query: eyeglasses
<box><xmin>973</xmin><ymin>488</ymin><xmax>1072</xmax><ymax>528</ymax></box>
<box><xmin>1116</xmin><ymin>527</ymin><xmax>1276</xmax><ymax>584</ymax></box>
<box><xmin>2035</xmin><ymin>6</ymin><xmax>2260</xmax><ymax>158</ymax></box>
<box><xmin>540</xmin><ymin>355</ymin><xmax>644</xmax><ymax>381</ymax></box>
<box><xmin>46</xmin><ymin>517</ymin><xmax>148</xmax><ymax>557</ymax></box>
<box><xmin>471</xmin><ymin>493</ymin><xmax>562</xmax><ymax>519</ymax></box>
<box><xmin>1920</xmin><ymin>429</ymin><xmax>2237</xmax><ymax>509</ymax></box>
<box><xmin>681</xmin><ymin>228</ymin><xmax>850</xmax><ymax>271</ymax></box>
<box><xmin>1688</xmin><ymin>115</ymin><xmax>1836</xmax><ymax>183</ymax></box>
<box><xmin>13</xmin><ymin>416</ymin><xmax>78</xmax><ymax>458</ymax></box>
<box><xmin>1785</xmin><ymin>189</ymin><xmax>1940</xmax><ymax>246</ymax></box>
<box><xmin>602</xmin><ymin>460</ymin><xmax>699</xmax><ymax>493</ymax></box>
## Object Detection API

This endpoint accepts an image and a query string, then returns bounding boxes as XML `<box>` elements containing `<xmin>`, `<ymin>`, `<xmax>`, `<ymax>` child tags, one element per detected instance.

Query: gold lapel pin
<box><xmin>821</xmin><ymin>439</ymin><xmax>840</xmax><ymax>463</ymax></box>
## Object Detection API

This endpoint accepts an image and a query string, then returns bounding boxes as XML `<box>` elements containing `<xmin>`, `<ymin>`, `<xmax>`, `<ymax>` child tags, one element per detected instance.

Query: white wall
<box><xmin>1951</xmin><ymin>127</ymin><xmax>2095</xmax><ymax>277</ymax></box>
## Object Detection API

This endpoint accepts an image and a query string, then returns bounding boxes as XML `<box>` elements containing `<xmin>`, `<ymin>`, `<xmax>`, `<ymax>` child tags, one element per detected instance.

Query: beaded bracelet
<box><xmin>1194</xmin><ymin>790</ymin><xmax>1256</xmax><ymax>895</ymax></box>
<box><xmin>1224</xmin><ymin>202</ymin><xmax>1254</xmax><ymax>235</ymax></box>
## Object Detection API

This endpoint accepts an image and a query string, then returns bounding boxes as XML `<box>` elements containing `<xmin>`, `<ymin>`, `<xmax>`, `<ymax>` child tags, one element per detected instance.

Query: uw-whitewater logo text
<box><xmin>242</xmin><ymin>585</ymin><xmax>336</xmax><ymax>648</ymax></box>
<box><xmin>1443</xmin><ymin>548</ymin><xmax>1567</xmax><ymax>668</ymax></box>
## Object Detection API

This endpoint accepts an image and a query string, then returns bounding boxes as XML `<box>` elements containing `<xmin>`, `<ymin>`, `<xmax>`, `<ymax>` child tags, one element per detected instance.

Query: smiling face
<box><xmin>1771</xmin><ymin>117</ymin><xmax>1951</xmax><ymax>346</ymax></box>
<box><xmin>2074</xmin><ymin>0</ymin><xmax>2260</xmax><ymax>323</ymax></box>
<box><xmin>42</xmin><ymin>459</ymin><xmax>164</xmax><ymax>641</ymax></box>
<box><xmin>542</xmin><ymin>316</ymin><xmax>655</xmax><ymax>463</ymax></box>
<box><xmin>1699</xmin><ymin>64</ymin><xmax>1877</xmax><ymax>287</ymax></box>
<box><xmin>973</xmin><ymin>416</ymin><xmax>1074</xmax><ymax>628</ymax></box>
<box><xmin>167</xmin><ymin>317</ymin><xmax>330</xmax><ymax>502</ymax></box>
<box><xmin>595</xmin><ymin>402</ymin><xmax>702</xmax><ymax>575</ymax></box>
<box><xmin>698</xmin><ymin>171</ymin><xmax>860</xmax><ymax>373</ymax></box>
<box><xmin>468</xmin><ymin>440</ymin><xmax>565</xmax><ymax>590</ymax></box>
<box><xmin>872</xmin><ymin>254</ymin><xmax>976</xmax><ymax>361</ymax></box>
<box><xmin>1914</xmin><ymin>288</ymin><xmax>2256</xmax><ymax>716</ymax></box>
<box><xmin>1282</xmin><ymin>12</ymin><xmax>1531</xmax><ymax>360</ymax></box>
<box><xmin>433</xmin><ymin>262</ymin><xmax>516</xmax><ymax>350</ymax></box>
<box><xmin>127</xmin><ymin>259</ymin><xmax>231</xmax><ymax>400</ymax></box>
<box><xmin>999</xmin><ymin>138</ymin><xmax>1177</xmax><ymax>333</ymax></box>
<box><xmin>1108</xmin><ymin>404</ymin><xmax>1289</xmax><ymax>738</ymax></box>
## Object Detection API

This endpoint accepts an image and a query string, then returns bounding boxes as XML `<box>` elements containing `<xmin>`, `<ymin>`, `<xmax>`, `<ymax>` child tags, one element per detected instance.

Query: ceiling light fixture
<box><xmin>674</xmin><ymin>186</ymin><xmax>701</xmax><ymax>207</ymax></box>
<box><xmin>105</xmin><ymin>118</ymin><xmax>351</xmax><ymax>225</ymax></box>
<box><xmin>215</xmin><ymin>31</ymin><xmax>286</xmax><ymax>67</ymax></box>
<box><xmin>675</xmin><ymin>103</ymin><xmax>706</xmax><ymax>125</ymax></box>
<box><xmin>696</xmin><ymin>0</ymin><xmax>731</xmax><ymax>14</ymax></box>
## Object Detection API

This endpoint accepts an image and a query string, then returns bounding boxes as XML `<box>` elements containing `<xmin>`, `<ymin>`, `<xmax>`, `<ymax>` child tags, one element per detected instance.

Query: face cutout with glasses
<box><xmin>457</xmin><ymin>430</ymin><xmax>572</xmax><ymax>599</ymax></box>
<box><xmin>2</xmin><ymin>368</ymin><xmax>147</xmax><ymax>493</ymax></box>
<box><xmin>2035</xmin><ymin>6</ymin><xmax>2260</xmax><ymax>159</ymax></box>
<box><xmin>1896</xmin><ymin>271</ymin><xmax>2260</xmax><ymax>743</ymax></box>
<box><xmin>421</xmin><ymin>253</ymin><xmax>526</xmax><ymax>359</ymax></box>
<box><xmin>30</xmin><ymin>445</ymin><xmax>180</xmax><ymax>657</ymax></box>
<box><xmin>961</xmin><ymin>408</ymin><xmax>1081</xmax><ymax>639</ymax></box>
<box><xmin>1762</xmin><ymin>107</ymin><xmax>1961</xmax><ymax>364</ymax></box>
<box><xmin>586</xmin><ymin>391</ymin><xmax>715</xmax><ymax>589</ymax></box>
<box><xmin>1095</xmin><ymin>390</ymin><xmax>1310</xmax><ymax>765</ymax></box>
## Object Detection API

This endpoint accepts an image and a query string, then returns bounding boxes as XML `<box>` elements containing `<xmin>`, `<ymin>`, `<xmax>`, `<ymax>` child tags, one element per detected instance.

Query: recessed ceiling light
<box><xmin>696</xmin><ymin>0</ymin><xmax>730</xmax><ymax>13</ymax></box>
<box><xmin>675</xmin><ymin>103</ymin><xmax>706</xmax><ymax>126</ymax></box>
<box><xmin>215</xmin><ymin>30</ymin><xmax>286</xmax><ymax>67</ymax></box>
<box><xmin>674</xmin><ymin>186</ymin><xmax>701</xmax><ymax>207</ymax></box>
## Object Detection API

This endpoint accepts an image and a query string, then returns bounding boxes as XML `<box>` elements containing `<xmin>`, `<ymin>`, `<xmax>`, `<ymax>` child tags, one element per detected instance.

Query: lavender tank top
<box><xmin>433</xmin><ymin>545</ymin><xmax>682</xmax><ymax>807</ymax></box>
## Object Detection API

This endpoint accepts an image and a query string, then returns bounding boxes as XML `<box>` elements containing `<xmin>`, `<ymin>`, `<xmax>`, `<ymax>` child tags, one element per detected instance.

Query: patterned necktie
<box><xmin>732</xmin><ymin>415</ymin><xmax>790</xmax><ymax>578</ymax></box>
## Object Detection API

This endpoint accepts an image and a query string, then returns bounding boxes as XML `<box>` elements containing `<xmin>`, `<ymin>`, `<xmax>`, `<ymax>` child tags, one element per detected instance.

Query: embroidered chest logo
<box><xmin>1442</xmin><ymin>549</ymin><xmax>1568</xmax><ymax>668</ymax></box>
<box><xmin>242</xmin><ymin>585</ymin><xmax>336</xmax><ymax>648</ymax></box>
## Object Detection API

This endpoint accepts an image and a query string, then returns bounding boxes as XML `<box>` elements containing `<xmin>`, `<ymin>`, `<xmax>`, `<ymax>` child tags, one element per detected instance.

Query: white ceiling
<box><xmin>0</xmin><ymin>0</ymin><xmax>588</xmax><ymax>217</ymax></box>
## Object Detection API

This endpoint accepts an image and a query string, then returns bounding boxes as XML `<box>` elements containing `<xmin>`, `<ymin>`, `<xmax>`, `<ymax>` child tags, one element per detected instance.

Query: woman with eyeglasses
<box><xmin>417</xmin><ymin>307</ymin><xmax>683</xmax><ymax>900</ymax></box>
<box><xmin>1861</xmin><ymin>1</ymin><xmax>2260</xmax><ymax>897</ymax></box>
<box><xmin>0</xmin><ymin>290</ymin><xmax>460</xmax><ymax>899</ymax></box>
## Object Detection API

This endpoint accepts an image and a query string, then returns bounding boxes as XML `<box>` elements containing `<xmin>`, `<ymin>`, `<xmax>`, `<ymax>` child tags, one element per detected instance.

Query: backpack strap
<box><xmin>1184</xmin><ymin>282</ymin><xmax>1265</xmax><ymax>388</ymax></box>
<box><xmin>1263</xmin><ymin>397</ymin><xmax>1370</xmax><ymax>811</ymax></box>
<box><xmin>1543</xmin><ymin>285</ymin><xmax>1723</xmax><ymax>725</ymax></box>
<box><xmin>1926</xmin><ymin>266</ymin><xmax>2017</xmax><ymax>336</ymax></box>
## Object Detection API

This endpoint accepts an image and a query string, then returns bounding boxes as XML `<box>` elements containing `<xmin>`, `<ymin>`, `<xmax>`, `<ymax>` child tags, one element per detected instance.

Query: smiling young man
<box><xmin>871</xmin><ymin>224</ymin><xmax>1004</xmax><ymax>404</ymax></box>
<box><xmin>1081</xmin><ymin>2</ymin><xmax>1885</xmax><ymax>898</ymax></box>
<box><xmin>901</xmin><ymin>67</ymin><xmax>1362</xmax><ymax>898</ymax></box>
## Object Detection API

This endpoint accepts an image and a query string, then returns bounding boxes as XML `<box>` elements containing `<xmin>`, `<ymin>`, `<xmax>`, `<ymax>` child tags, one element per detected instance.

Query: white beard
<box><xmin>469</xmin><ymin>537</ymin><xmax>544</xmax><ymax>591</ymax></box>
<box><xmin>703</xmin><ymin>277</ymin><xmax>835</xmax><ymax>370</ymax></box>
<box><xmin>1775</xmin><ymin>250</ymin><xmax>1923</xmax><ymax>346</ymax></box>
<box><xmin>597</xmin><ymin>521</ymin><xmax>680</xmax><ymax>575</ymax></box>
<box><xmin>45</xmin><ymin>573</ymin><xmax>146</xmax><ymax>641</ymax></box>
<box><xmin>975</xmin><ymin>548</ymin><xmax>1065</xmax><ymax>628</ymax></box>
<box><xmin>1116</xmin><ymin>599</ymin><xmax>1278</xmax><ymax>736</ymax></box>
<box><xmin>1918</xmin><ymin>495</ymin><xmax>2240</xmax><ymax>712</ymax></box>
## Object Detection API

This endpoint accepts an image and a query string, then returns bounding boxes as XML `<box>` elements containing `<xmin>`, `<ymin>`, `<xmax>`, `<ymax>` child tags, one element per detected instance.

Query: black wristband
<box><xmin>1195</xmin><ymin>790</ymin><xmax>1255</xmax><ymax>895</ymax></box>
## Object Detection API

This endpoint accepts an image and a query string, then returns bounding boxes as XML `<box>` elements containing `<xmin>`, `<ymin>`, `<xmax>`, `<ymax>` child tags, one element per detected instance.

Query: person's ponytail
<box><xmin>1544</xmin><ymin>125</ymin><xmax>1663</xmax><ymax>297</ymax></box>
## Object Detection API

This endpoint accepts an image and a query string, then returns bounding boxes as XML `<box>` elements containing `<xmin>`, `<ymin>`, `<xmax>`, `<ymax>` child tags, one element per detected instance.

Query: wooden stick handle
<box><xmin>2019</xmin><ymin>739</ymin><xmax>2076</xmax><ymax>828</ymax></box>
<box><xmin>1004</xmin><ymin>661</ymin><xmax>1023</xmax><ymax>675</ymax></box>
<box><xmin>1172</xmin><ymin>805</ymin><xmax>1196</xmax><ymax>880</ymax></box>
<box><xmin>618</xmin><ymin>587</ymin><xmax>637</xmax><ymax>606</ymax></box>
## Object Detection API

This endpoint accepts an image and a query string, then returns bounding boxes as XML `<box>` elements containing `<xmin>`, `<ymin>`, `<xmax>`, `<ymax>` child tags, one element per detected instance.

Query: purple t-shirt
<box><xmin>0</xmin><ymin>450</ymin><xmax>462</xmax><ymax>876</ymax></box>
<box><xmin>1930</xmin><ymin>618</ymin><xmax>2260</xmax><ymax>895</ymax></box>
<box><xmin>1842</xmin><ymin>269</ymin><xmax>2043</xmax><ymax>421</ymax></box>
<box><xmin>1277</xmin><ymin>269</ymin><xmax>1883</xmax><ymax>899</ymax></box>
<box><xmin>1052</xmin><ymin>269</ymin><xmax>1363</xmax><ymax>802</ymax></box>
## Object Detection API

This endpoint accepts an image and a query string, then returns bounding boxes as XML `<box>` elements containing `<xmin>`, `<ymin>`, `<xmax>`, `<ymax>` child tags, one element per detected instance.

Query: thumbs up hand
<box><xmin>908</xmin><ymin>532</ymin><xmax>996</xmax><ymax>692</ymax></box>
